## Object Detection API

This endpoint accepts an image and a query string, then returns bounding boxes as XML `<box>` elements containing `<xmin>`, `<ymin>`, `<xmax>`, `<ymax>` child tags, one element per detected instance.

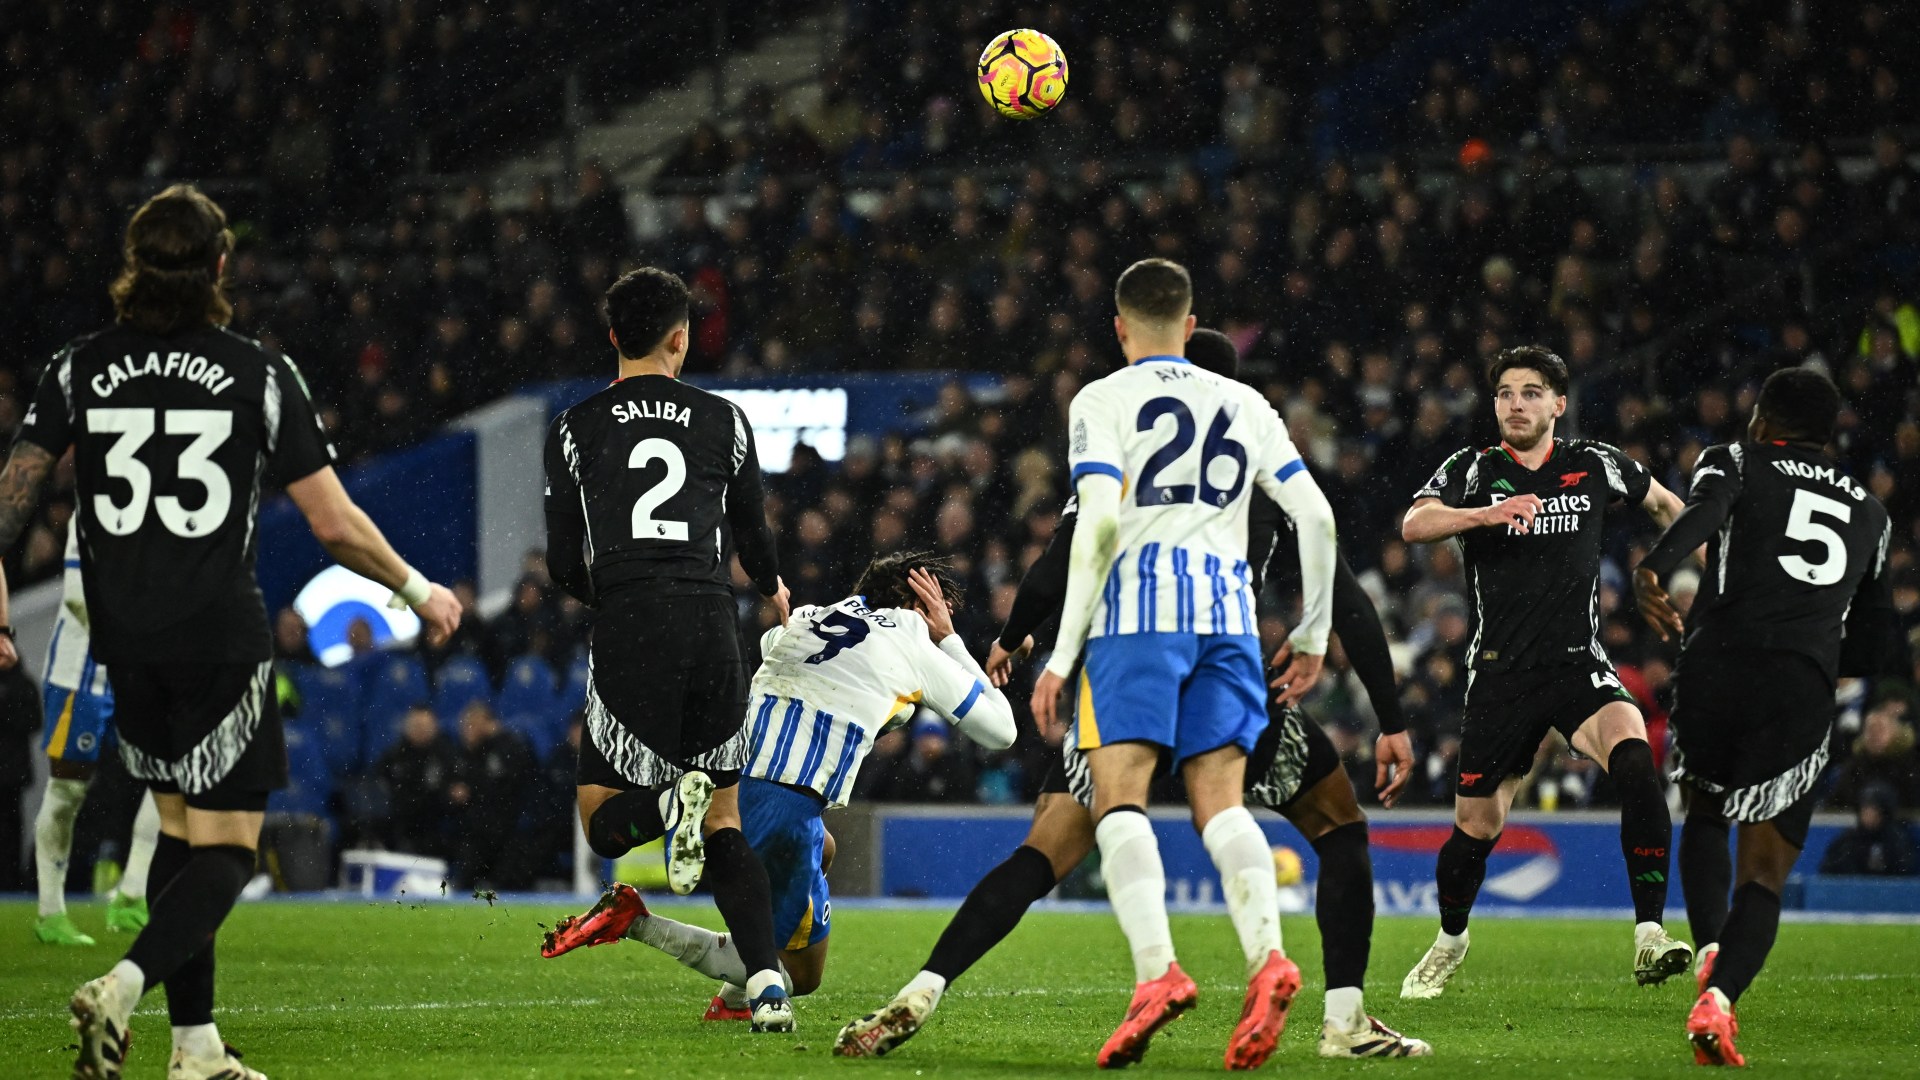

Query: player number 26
<box><xmin>1779</xmin><ymin>487</ymin><xmax>1850</xmax><ymax>585</ymax></box>
<box><xmin>1134</xmin><ymin>397</ymin><xmax>1247</xmax><ymax>509</ymax></box>
<box><xmin>88</xmin><ymin>407</ymin><xmax>233</xmax><ymax>538</ymax></box>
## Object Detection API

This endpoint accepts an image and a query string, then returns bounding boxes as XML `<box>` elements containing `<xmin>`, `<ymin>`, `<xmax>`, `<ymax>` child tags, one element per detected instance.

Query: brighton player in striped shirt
<box><xmin>541</xmin><ymin>552</ymin><xmax>1014</xmax><ymax>1015</ymax></box>
<box><xmin>1030</xmin><ymin>259</ymin><xmax>1340</xmax><ymax>1069</ymax></box>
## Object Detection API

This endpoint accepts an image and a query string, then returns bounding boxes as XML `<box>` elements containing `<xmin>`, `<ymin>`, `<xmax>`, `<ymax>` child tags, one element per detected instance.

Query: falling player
<box><xmin>32</xmin><ymin>528</ymin><xmax>160</xmax><ymax>947</ymax></box>
<box><xmin>836</xmin><ymin>330</ymin><xmax>1429</xmax><ymax>1061</ymax></box>
<box><xmin>543</xmin><ymin>266</ymin><xmax>796</xmax><ymax>1032</ymax></box>
<box><xmin>541</xmin><ymin>554</ymin><xmax>1014</xmax><ymax>1015</ymax></box>
<box><xmin>1634</xmin><ymin>368</ymin><xmax>1894</xmax><ymax>1066</ymax></box>
<box><xmin>1028</xmin><ymin>261</ymin><xmax>1340</xmax><ymax>1070</ymax></box>
<box><xmin>1398</xmin><ymin>345</ymin><xmax>1692</xmax><ymax>999</ymax></box>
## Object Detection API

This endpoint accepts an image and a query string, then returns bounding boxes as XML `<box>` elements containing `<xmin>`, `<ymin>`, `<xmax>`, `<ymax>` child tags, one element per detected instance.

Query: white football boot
<box><xmin>1400</xmin><ymin>932</ymin><xmax>1469</xmax><ymax>1000</ymax></box>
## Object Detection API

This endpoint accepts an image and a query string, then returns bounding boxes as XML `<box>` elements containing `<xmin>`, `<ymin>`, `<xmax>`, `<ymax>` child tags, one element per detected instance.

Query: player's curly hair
<box><xmin>854</xmin><ymin>549</ymin><xmax>965</xmax><ymax>615</ymax></box>
<box><xmin>1757</xmin><ymin>366</ymin><xmax>1841</xmax><ymax>444</ymax></box>
<box><xmin>109</xmin><ymin>184</ymin><xmax>235</xmax><ymax>335</ymax></box>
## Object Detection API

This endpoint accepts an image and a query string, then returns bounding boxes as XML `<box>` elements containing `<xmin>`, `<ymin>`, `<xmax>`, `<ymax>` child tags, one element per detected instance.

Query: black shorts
<box><xmin>1042</xmin><ymin>704</ymin><xmax>1342</xmax><ymax>812</ymax></box>
<box><xmin>111</xmin><ymin>660</ymin><xmax>284</xmax><ymax>812</ymax></box>
<box><xmin>1672</xmin><ymin>648</ymin><xmax>1834</xmax><ymax>831</ymax></box>
<box><xmin>580</xmin><ymin>594</ymin><xmax>749</xmax><ymax>789</ymax></box>
<box><xmin>1456</xmin><ymin>660</ymin><xmax>1636</xmax><ymax>797</ymax></box>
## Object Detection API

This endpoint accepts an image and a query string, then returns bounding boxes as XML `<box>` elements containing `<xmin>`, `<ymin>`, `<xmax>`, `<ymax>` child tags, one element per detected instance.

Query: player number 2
<box><xmin>1779</xmin><ymin>487</ymin><xmax>1851</xmax><ymax>585</ymax></box>
<box><xmin>1133</xmin><ymin>398</ymin><xmax>1247</xmax><ymax>508</ymax></box>
<box><xmin>89</xmin><ymin>407</ymin><xmax>233</xmax><ymax>538</ymax></box>
<box><xmin>628</xmin><ymin>437</ymin><xmax>690</xmax><ymax>541</ymax></box>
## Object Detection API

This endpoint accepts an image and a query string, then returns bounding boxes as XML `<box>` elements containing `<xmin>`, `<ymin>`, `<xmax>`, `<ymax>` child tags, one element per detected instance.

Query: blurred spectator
<box><xmin>857</xmin><ymin>717</ymin><xmax>978</xmax><ymax>803</ymax></box>
<box><xmin>448</xmin><ymin>701</ymin><xmax>536</xmax><ymax>888</ymax></box>
<box><xmin>1830</xmin><ymin>698</ymin><xmax>1920</xmax><ymax>814</ymax></box>
<box><xmin>376</xmin><ymin>706</ymin><xmax>457</xmax><ymax>857</ymax></box>
<box><xmin>1819</xmin><ymin>783</ymin><xmax>1918</xmax><ymax>876</ymax></box>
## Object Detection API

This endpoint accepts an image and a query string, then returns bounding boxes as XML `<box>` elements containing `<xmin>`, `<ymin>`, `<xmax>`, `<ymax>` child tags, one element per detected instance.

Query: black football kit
<box><xmin>16</xmin><ymin>325</ymin><xmax>337</xmax><ymax>808</ymax></box>
<box><xmin>1415</xmin><ymin>438</ymin><xmax>1652</xmax><ymax>793</ymax></box>
<box><xmin>544</xmin><ymin>373</ymin><xmax>781</xmax><ymax>789</ymax></box>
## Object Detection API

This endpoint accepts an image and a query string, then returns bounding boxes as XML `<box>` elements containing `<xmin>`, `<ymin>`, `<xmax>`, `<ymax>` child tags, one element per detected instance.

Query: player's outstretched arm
<box><xmin>1402</xmin><ymin>494</ymin><xmax>1543</xmax><ymax>542</ymax></box>
<box><xmin>1635</xmin><ymin>446</ymin><xmax>1741</xmax><ymax>640</ymax></box>
<box><xmin>1641</xmin><ymin>476</ymin><xmax>1686</xmax><ymax>529</ymax></box>
<box><xmin>1032</xmin><ymin>474</ymin><xmax>1120</xmax><ymax>734</ymax></box>
<box><xmin>0</xmin><ymin>441</ymin><xmax>56</xmax><ymax>669</ymax></box>
<box><xmin>988</xmin><ymin>507</ymin><xmax>1075</xmax><ymax>685</ymax></box>
<box><xmin>285</xmin><ymin>466</ymin><xmax>461</xmax><ymax>646</ymax></box>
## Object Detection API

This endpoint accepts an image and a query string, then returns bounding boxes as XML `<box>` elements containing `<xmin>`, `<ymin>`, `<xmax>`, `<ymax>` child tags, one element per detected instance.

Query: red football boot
<box><xmin>1225</xmin><ymin>951</ymin><xmax>1303</xmax><ymax>1071</ymax></box>
<box><xmin>541</xmin><ymin>883</ymin><xmax>648</xmax><ymax>958</ymax></box>
<box><xmin>1695</xmin><ymin>943</ymin><xmax>1719</xmax><ymax>995</ymax></box>
<box><xmin>703</xmin><ymin>995</ymin><xmax>752</xmax><ymax>1022</ymax></box>
<box><xmin>1687</xmin><ymin>990</ymin><xmax>1746</xmax><ymax>1067</ymax></box>
<box><xmin>1097</xmin><ymin>963</ymin><xmax>1199</xmax><ymax>1069</ymax></box>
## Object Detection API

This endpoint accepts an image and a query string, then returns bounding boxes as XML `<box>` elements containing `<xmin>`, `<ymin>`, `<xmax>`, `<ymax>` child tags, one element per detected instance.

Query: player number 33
<box><xmin>89</xmin><ymin>406</ymin><xmax>233</xmax><ymax>537</ymax></box>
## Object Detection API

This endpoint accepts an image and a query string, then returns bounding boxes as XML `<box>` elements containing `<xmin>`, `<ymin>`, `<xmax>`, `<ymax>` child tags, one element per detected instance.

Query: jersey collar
<box><xmin>1494</xmin><ymin>438</ymin><xmax>1557</xmax><ymax>468</ymax></box>
<box><xmin>1136</xmin><ymin>354</ymin><xmax>1189</xmax><ymax>365</ymax></box>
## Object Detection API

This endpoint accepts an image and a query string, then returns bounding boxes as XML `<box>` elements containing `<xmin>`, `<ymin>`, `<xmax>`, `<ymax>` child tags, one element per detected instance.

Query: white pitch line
<box><xmin>3</xmin><ymin>972</ymin><xmax>1915</xmax><ymax>1025</ymax></box>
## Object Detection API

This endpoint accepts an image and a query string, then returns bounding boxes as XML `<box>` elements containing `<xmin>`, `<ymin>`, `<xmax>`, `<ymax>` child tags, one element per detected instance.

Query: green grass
<box><xmin>2</xmin><ymin>898</ymin><xmax>1915</xmax><ymax>1078</ymax></box>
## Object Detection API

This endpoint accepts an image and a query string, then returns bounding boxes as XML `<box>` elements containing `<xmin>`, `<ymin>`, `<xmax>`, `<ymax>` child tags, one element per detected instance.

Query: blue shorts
<box><xmin>1077</xmin><ymin>633</ymin><xmax>1267</xmax><ymax>765</ymax></box>
<box><xmin>42</xmin><ymin>685</ymin><xmax>117</xmax><ymax>765</ymax></box>
<box><xmin>738</xmin><ymin>777</ymin><xmax>831</xmax><ymax>951</ymax></box>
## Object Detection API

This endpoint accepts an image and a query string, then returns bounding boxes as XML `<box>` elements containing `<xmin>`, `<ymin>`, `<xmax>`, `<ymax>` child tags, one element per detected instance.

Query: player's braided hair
<box><xmin>854</xmin><ymin>549</ymin><xmax>966</xmax><ymax>616</ymax></box>
<box><xmin>109</xmin><ymin>184</ymin><xmax>235</xmax><ymax>335</ymax></box>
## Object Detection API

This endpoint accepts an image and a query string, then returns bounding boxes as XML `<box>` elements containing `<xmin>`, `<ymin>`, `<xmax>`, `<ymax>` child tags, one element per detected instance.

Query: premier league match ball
<box><xmin>976</xmin><ymin>28</ymin><xmax>1068</xmax><ymax>120</ymax></box>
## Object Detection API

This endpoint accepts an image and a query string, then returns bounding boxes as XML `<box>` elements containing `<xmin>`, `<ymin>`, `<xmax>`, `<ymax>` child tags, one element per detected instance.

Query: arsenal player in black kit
<box><xmin>0</xmin><ymin>185</ymin><xmax>461</xmax><ymax>1080</ymax></box>
<box><xmin>1634</xmin><ymin>369</ymin><xmax>1894</xmax><ymax>1065</ymax></box>
<box><xmin>542</xmin><ymin>267</ymin><xmax>797</xmax><ymax>1032</ymax></box>
<box><xmin>1398</xmin><ymin>346</ymin><xmax>1693</xmax><ymax>1001</ymax></box>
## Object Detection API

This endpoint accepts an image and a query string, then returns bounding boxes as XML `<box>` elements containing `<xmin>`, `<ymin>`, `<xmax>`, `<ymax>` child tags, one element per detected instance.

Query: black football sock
<box><xmin>147</xmin><ymin>831</ymin><xmax>214</xmax><ymax>1026</ymax></box>
<box><xmin>1311</xmin><ymin>822</ymin><xmax>1374</xmax><ymax>991</ymax></box>
<box><xmin>701</xmin><ymin>827</ymin><xmax>781</xmax><ymax>985</ymax></box>
<box><xmin>165</xmin><ymin>944</ymin><xmax>216</xmax><ymax>1027</ymax></box>
<box><xmin>1707</xmin><ymin>882</ymin><xmax>1781</xmax><ymax>1005</ymax></box>
<box><xmin>923</xmin><ymin>845</ymin><xmax>1059</xmax><ymax>983</ymax></box>
<box><xmin>1435</xmin><ymin>826</ymin><xmax>1499</xmax><ymax>936</ymax></box>
<box><xmin>585</xmin><ymin>788</ymin><xmax>666</xmax><ymax>859</ymax></box>
<box><xmin>146</xmin><ymin>832</ymin><xmax>193</xmax><ymax>899</ymax></box>
<box><xmin>1609</xmin><ymin>739</ymin><xmax>1672</xmax><ymax>925</ymax></box>
<box><xmin>121</xmin><ymin>845</ymin><xmax>253</xmax><ymax>989</ymax></box>
<box><xmin>1680</xmin><ymin>811</ymin><xmax>1732</xmax><ymax>945</ymax></box>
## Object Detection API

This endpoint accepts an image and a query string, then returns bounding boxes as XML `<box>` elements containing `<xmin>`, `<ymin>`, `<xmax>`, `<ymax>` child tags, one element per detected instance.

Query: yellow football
<box><xmin>976</xmin><ymin>29</ymin><xmax>1069</xmax><ymax>120</ymax></box>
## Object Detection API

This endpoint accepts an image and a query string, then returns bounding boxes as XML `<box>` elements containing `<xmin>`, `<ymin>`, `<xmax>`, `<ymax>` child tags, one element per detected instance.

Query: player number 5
<box><xmin>1779</xmin><ymin>487</ymin><xmax>1850</xmax><ymax>585</ymax></box>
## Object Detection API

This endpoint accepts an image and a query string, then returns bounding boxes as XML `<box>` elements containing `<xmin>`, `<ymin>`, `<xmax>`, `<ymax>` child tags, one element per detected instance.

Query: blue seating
<box><xmin>288</xmin><ymin>663</ymin><xmax>364</xmax><ymax>777</ymax></box>
<box><xmin>273</xmin><ymin>715</ymin><xmax>334</xmax><ymax>818</ymax></box>
<box><xmin>496</xmin><ymin>655</ymin><xmax>565</xmax><ymax>757</ymax></box>
<box><xmin>432</xmin><ymin>655</ymin><xmax>493</xmax><ymax>734</ymax></box>
<box><xmin>357</xmin><ymin>652</ymin><xmax>431</xmax><ymax>762</ymax></box>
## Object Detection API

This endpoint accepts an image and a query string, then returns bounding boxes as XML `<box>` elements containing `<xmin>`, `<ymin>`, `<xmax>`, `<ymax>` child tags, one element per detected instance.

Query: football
<box><xmin>976</xmin><ymin>28</ymin><xmax>1068</xmax><ymax>120</ymax></box>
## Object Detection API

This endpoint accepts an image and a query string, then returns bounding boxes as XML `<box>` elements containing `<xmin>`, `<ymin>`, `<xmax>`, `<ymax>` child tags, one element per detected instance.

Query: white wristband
<box><xmin>387</xmin><ymin>567</ymin><xmax>431</xmax><ymax>609</ymax></box>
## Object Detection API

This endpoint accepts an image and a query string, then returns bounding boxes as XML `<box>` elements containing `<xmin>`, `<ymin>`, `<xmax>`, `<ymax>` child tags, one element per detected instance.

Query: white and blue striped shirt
<box><xmin>45</xmin><ymin>529</ymin><xmax>109</xmax><ymax>697</ymax></box>
<box><xmin>743</xmin><ymin>597</ymin><xmax>1015</xmax><ymax>807</ymax></box>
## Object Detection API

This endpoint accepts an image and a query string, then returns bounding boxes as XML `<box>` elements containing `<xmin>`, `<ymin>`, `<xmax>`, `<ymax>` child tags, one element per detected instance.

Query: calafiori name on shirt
<box><xmin>611</xmin><ymin>399</ymin><xmax>692</xmax><ymax>426</ymax></box>
<box><xmin>1491</xmin><ymin>491</ymin><xmax>1591</xmax><ymax>535</ymax></box>
<box><xmin>1771</xmin><ymin>458</ymin><xmax>1866</xmax><ymax>501</ymax></box>
<box><xmin>92</xmin><ymin>351</ymin><xmax>237</xmax><ymax>397</ymax></box>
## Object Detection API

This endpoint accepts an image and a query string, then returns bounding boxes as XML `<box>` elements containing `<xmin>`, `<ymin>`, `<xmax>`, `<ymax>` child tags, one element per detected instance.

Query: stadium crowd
<box><xmin>4</xmin><ymin>0</ymin><xmax>1920</xmax><ymax>892</ymax></box>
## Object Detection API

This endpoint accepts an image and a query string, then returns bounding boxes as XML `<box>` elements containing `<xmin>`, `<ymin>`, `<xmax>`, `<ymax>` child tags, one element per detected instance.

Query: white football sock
<box><xmin>718</xmin><ymin>982</ymin><xmax>748</xmax><ymax>1008</ymax></box>
<box><xmin>1095</xmin><ymin>809</ymin><xmax>1175</xmax><ymax>983</ymax></box>
<box><xmin>1437</xmin><ymin>928</ymin><xmax>1468</xmax><ymax>950</ymax></box>
<box><xmin>625</xmin><ymin>912</ymin><xmax>791</xmax><ymax>990</ymax></box>
<box><xmin>745</xmin><ymin>969</ymin><xmax>784</xmax><ymax>1000</ymax></box>
<box><xmin>1324</xmin><ymin>986</ymin><xmax>1365</xmax><ymax>1028</ymax></box>
<box><xmin>118</xmin><ymin>791</ymin><xmax>160</xmax><ymax>901</ymax></box>
<box><xmin>35</xmin><ymin>778</ymin><xmax>89</xmax><ymax>917</ymax></box>
<box><xmin>901</xmin><ymin>969</ymin><xmax>947</xmax><ymax>1007</ymax></box>
<box><xmin>172</xmin><ymin>1022</ymin><xmax>222</xmax><ymax>1059</ymax></box>
<box><xmin>107</xmin><ymin>959</ymin><xmax>146</xmax><ymax>1011</ymax></box>
<box><xmin>1201</xmin><ymin>806</ymin><xmax>1284</xmax><ymax>978</ymax></box>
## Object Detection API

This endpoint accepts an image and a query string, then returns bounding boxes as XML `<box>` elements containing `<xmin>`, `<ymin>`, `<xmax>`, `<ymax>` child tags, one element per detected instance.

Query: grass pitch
<box><xmin>1</xmin><ymin>897</ymin><xmax>1914</xmax><ymax>1078</ymax></box>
